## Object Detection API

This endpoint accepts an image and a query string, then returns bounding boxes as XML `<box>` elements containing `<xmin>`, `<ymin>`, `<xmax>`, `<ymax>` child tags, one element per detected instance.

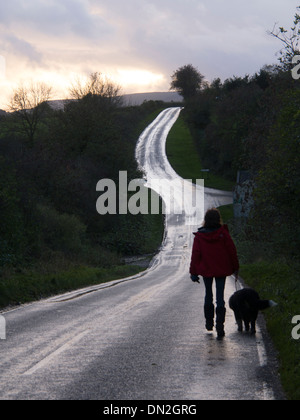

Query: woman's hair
<box><xmin>203</xmin><ymin>208</ymin><xmax>223</xmax><ymax>229</ymax></box>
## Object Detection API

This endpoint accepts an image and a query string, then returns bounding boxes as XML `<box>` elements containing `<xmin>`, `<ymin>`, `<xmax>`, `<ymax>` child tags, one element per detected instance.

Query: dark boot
<box><xmin>216</xmin><ymin>307</ymin><xmax>226</xmax><ymax>340</ymax></box>
<box><xmin>204</xmin><ymin>304</ymin><xmax>215</xmax><ymax>331</ymax></box>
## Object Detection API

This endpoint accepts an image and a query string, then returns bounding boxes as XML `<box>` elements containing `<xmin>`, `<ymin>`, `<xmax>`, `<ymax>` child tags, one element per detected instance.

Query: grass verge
<box><xmin>217</xmin><ymin>204</ymin><xmax>234</xmax><ymax>224</ymax></box>
<box><xmin>239</xmin><ymin>261</ymin><xmax>300</xmax><ymax>400</ymax></box>
<box><xmin>0</xmin><ymin>265</ymin><xmax>144</xmax><ymax>310</ymax></box>
<box><xmin>166</xmin><ymin>114</ymin><xmax>234</xmax><ymax>191</ymax></box>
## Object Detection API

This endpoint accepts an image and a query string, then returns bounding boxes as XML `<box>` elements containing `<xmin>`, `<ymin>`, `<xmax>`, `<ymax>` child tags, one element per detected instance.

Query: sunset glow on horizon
<box><xmin>0</xmin><ymin>1</ymin><xmax>298</xmax><ymax>109</ymax></box>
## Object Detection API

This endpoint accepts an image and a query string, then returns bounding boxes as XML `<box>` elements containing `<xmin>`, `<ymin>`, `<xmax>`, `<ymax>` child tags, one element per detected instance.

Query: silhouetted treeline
<box><xmin>183</xmin><ymin>65</ymin><xmax>300</xmax><ymax>260</ymax></box>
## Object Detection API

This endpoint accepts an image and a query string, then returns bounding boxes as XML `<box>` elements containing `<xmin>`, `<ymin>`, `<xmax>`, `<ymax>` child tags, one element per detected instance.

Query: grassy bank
<box><xmin>0</xmin><ymin>205</ymin><xmax>164</xmax><ymax>312</ymax></box>
<box><xmin>166</xmin><ymin>114</ymin><xmax>235</xmax><ymax>191</ymax></box>
<box><xmin>0</xmin><ymin>265</ymin><xmax>143</xmax><ymax>309</ymax></box>
<box><xmin>240</xmin><ymin>261</ymin><xmax>300</xmax><ymax>400</ymax></box>
<box><xmin>0</xmin><ymin>203</ymin><xmax>165</xmax><ymax>311</ymax></box>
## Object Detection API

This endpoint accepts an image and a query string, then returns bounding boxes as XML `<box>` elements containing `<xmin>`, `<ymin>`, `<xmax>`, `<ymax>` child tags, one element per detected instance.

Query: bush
<box><xmin>0</xmin><ymin>157</ymin><xmax>25</xmax><ymax>266</ymax></box>
<box><xmin>36</xmin><ymin>204</ymin><xmax>87</xmax><ymax>254</ymax></box>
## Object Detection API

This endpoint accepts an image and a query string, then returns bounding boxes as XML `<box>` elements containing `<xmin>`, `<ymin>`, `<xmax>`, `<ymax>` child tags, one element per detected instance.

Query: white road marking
<box><xmin>23</xmin><ymin>330</ymin><xmax>90</xmax><ymax>376</ymax></box>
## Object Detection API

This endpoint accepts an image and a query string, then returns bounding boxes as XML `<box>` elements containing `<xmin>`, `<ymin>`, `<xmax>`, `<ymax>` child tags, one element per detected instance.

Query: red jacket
<box><xmin>190</xmin><ymin>225</ymin><xmax>239</xmax><ymax>278</ymax></box>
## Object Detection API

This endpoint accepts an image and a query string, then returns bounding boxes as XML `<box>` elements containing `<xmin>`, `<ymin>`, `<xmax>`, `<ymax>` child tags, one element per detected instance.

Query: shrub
<box><xmin>36</xmin><ymin>204</ymin><xmax>87</xmax><ymax>254</ymax></box>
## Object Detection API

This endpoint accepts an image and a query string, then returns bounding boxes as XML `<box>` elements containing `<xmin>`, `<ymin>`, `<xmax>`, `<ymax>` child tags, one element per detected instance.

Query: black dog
<box><xmin>229</xmin><ymin>288</ymin><xmax>277</xmax><ymax>335</ymax></box>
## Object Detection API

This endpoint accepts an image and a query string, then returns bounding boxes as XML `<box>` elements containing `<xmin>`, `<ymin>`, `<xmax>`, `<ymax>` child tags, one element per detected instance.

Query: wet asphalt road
<box><xmin>0</xmin><ymin>108</ymin><xmax>284</xmax><ymax>400</ymax></box>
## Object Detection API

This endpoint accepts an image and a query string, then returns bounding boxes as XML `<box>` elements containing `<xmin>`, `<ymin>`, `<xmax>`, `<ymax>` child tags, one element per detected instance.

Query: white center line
<box><xmin>23</xmin><ymin>330</ymin><xmax>90</xmax><ymax>376</ymax></box>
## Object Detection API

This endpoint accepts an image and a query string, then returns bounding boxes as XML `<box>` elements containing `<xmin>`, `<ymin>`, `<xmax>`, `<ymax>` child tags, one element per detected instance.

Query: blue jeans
<box><xmin>203</xmin><ymin>277</ymin><xmax>226</xmax><ymax>308</ymax></box>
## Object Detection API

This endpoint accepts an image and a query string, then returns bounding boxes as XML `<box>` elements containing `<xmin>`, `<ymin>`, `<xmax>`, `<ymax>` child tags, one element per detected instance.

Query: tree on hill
<box><xmin>9</xmin><ymin>82</ymin><xmax>52</xmax><ymax>145</ymax></box>
<box><xmin>170</xmin><ymin>64</ymin><xmax>205</xmax><ymax>100</ymax></box>
<box><xmin>69</xmin><ymin>72</ymin><xmax>121</xmax><ymax>107</ymax></box>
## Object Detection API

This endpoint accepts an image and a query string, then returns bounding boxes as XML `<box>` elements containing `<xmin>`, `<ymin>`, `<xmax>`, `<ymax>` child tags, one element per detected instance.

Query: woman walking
<box><xmin>190</xmin><ymin>208</ymin><xmax>239</xmax><ymax>339</ymax></box>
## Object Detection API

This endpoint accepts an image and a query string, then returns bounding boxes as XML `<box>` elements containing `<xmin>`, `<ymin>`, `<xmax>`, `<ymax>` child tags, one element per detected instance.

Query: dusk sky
<box><xmin>0</xmin><ymin>0</ymin><xmax>299</xmax><ymax>108</ymax></box>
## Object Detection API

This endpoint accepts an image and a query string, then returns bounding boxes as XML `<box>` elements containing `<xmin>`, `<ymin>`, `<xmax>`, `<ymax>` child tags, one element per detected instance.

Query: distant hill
<box><xmin>122</xmin><ymin>91</ymin><xmax>183</xmax><ymax>106</ymax></box>
<box><xmin>47</xmin><ymin>92</ymin><xmax>183</xmax><ymax>111</ymax></box>
<box><xmin>47</xmin><ymin>99</ymin><xmax>72</xmax><ymax>110</ymax></box>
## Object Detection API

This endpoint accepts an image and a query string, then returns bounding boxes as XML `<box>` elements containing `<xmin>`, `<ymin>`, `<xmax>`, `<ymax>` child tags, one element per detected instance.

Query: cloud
<box><xmin>0</xmin><ymin>0</ymin><xmax>300</xmax><ymax>108</ymax></box>
<box><xmin>1</xmin><ymin>33</ymin><xmax>43</xmax><ymax>64</ymax></box>
<box><xmin>91</xmin><ymin>0</ymin><xmax>296</xmax><ymax>79</ymax></box>
<box><xmin>0</xmin><ymin>0</ymin><xmax>112</xmax><ymax>39</ymax></box>
<box><xmin>0</xmin><ymin>0</ymin><xmax>114</xmax><ymax>102</ymax></box>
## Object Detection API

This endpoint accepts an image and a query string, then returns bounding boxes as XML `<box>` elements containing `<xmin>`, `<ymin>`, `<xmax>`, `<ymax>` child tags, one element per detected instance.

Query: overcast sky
<box><xmin>0</xmin><ymin>0</ymin><xmax>299</xmax><ymax>108</ymax></box>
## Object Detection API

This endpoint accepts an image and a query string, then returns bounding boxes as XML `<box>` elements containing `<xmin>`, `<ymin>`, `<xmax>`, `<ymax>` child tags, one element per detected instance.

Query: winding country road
<box><xmin>0</xmin><ymin>108</ymin><xmax>283</xmax><ymax>400</ymax></box>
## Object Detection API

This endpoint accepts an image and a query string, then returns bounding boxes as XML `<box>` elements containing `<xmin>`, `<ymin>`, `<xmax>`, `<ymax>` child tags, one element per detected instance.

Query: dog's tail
<box><xmin>257</xmin><ymin>300</ymin><xmax>278</xmax><ymax>310</ymax></box>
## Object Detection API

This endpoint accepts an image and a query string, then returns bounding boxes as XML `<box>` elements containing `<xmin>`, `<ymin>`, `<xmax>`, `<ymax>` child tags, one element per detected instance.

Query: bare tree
<box><xmin>9</xmin><ymin>82</ymin><xmax>52</xmax><ymax>144</ymax></box>
<box><xmin>268</xmin><ymin>6</ymin><xmax>300</xmax><ymax>68</ymax></box>
<box><xmin>69</xmin><ymin>72</ymin><xmax>122</xmax><ymax>106</ymax></box>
